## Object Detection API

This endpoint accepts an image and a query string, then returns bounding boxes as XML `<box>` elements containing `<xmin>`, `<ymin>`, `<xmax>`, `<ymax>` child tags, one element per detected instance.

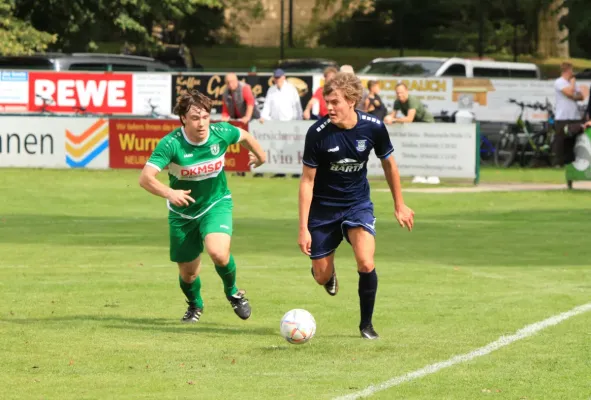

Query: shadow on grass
<box><xmin>0</xmin><ymin>315</ymin><xmax>277</xmax><ymax>337</ymax></box>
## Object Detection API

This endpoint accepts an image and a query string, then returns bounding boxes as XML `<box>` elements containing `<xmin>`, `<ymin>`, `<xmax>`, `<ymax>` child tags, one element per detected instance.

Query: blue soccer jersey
<box><xmin>302</xmin><ymin>111</ymin><xmax>394</xmax><ymax>207</ymax></box>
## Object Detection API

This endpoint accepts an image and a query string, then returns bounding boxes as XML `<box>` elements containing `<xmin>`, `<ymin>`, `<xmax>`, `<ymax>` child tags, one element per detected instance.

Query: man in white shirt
<box><xmin>554</xmin><ymin>62</ymin><xmax>585</xmax><ymax>166</ymax></box>
<box><xmin>260</xmin><ymin>69</ymin><xmax>303</xmax><ymax>121</ymax></box>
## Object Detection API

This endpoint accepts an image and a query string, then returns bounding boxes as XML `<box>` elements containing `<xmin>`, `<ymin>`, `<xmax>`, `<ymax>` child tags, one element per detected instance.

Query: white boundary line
<box><xmin>334</xmin><ymin>302</ymin><xmax>591</xmax><ymax>400</ymax></box>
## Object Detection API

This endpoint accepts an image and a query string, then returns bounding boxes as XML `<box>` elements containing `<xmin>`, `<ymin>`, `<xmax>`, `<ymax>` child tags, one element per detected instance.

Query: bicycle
<box><xmin>494</xmin><ymin>99</ymin><xmax>553</xmax><ymax>167</ymax></box>
<box><xmin>35</xmin><ymin>94</ymin><xmax>55</xmax><ymax>114</ymax></box>
<box><xmin>147</xmin><ymin>98</ymin><xmax>168</xmax><ymax>119</ymax></box>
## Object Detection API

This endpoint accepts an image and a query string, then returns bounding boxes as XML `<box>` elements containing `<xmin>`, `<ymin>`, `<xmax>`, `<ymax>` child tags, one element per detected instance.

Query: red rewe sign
<box><xmin>28</xmin><ymin>72</ymin><xmax>133</xmax><ymax>114</ymax></box>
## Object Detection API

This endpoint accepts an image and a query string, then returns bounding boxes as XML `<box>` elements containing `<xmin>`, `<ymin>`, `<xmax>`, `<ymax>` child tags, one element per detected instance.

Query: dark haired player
<box><xmin>139</xmin><ymin>90</ymin><xmax>266</xmax><ymax>323</ymax></box>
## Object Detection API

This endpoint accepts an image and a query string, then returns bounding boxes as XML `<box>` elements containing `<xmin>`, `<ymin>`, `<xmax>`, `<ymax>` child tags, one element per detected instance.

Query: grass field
<box><xmin>1</xmin><ymin>168</ymin><xmax>590</xmax><ymax>399</ymax></box>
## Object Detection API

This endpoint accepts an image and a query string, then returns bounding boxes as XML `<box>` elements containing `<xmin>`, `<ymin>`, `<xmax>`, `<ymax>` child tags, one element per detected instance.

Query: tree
<box><xmin>556</xmin><ymin>0</ymin><xmax>591</xmax><ymax>58</ymax></box>
<box><xmin>13</xmin><ymin>0</ymin><xmax>232</xmax><ymax>53</ymax></box>
<box><xmin>0</xmin><ymin>0</ymin><xmax>56</xmax><ymax>55</ymax></box>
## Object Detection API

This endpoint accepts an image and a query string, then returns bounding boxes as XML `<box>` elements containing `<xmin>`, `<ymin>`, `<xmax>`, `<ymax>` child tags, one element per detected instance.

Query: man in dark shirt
<box><xmin>298</xmin><ymin>72</ymin><xmax>415</xmax><ymax>340</ymax></box>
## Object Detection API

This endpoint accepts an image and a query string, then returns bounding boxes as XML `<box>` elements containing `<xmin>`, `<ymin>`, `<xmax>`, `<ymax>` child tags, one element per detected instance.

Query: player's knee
<box><xmin>208</xmin><ymin>249</ymin><xmax>230</xmax><ymax>266</ymax></box>
<box><xmin>357</xmin><ymin>260</ymin><xmax>375</xmax><ymax>273</ymax></box>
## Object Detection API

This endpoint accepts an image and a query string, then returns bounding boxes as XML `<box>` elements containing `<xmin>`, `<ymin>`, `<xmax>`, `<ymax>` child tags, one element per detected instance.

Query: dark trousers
<box><xmin>553</xmin><ymin>120</ymin><xmax>583</xmax><ymax>166</ymax></box>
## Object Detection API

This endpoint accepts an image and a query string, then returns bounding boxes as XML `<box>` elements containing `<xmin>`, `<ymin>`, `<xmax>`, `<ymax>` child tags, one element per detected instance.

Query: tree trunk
<box><xmin>537</xmin><ymin>0</ymin><xmax>569</xmax><ymax>58</ymax></box>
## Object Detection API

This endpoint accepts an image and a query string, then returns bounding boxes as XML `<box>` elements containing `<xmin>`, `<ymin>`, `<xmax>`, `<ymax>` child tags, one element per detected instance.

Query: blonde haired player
<box><xmin>298</xmin><ymin>72</ymin><xmax>414</xmax><ymax>339</ymax></box>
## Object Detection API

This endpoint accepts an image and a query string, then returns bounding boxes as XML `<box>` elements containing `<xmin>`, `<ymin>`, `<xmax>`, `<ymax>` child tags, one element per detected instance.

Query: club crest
<box><xmin>210</xmin><ymin>144</ymin><xmax>220</xmax><ymax>155</ymax></box>
<box><xmin>356</xmin><ymin>140</ymin><xmax>367</xmax><ymax>152</ymax></box>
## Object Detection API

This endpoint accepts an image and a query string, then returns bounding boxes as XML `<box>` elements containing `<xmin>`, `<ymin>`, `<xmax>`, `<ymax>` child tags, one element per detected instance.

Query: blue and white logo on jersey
<box><xmin>356</xmin><ymin>140</ymin><xmax>367</xmax><ymax>152</ymax></box>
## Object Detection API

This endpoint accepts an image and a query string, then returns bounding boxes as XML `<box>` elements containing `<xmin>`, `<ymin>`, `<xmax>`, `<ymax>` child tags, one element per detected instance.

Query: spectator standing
<box><xmin>553</xmin><ymin>62</ymin><xmax>585</xmax><ymax>166</ymax></box>
<box><xmin>364</xmin><ymin>80</ymin><xmax>388</xmax><ymax>121</ymax></box>
<box><xmin>260</xmin><ymin>69</ymin><xmax>303</xmax><ymax>122</ymax></box>
<box><xmin>221</xmin><ymin>73</ymin><xmax>259</xmax><ymax>124</ymax></box>
<box><xmin>303</xmin><ymin>66</ymin><xmax>337</xmax><ymax>120</ymax></box>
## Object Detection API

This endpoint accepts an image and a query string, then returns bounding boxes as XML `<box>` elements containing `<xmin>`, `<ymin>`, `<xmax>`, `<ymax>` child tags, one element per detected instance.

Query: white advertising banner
<box><xmin>0</xmin><ymin>70</ymin><xmax>29</xmax><ymax>112</ymax></box>
<box><xmin>368</xmin><ymin>123</ymin><xmax>477</xmax><ymax>178</ymax></box>
<box><xmin>132</xmin><ymin>73</ymin><xmax>173</xmax><ymax>117</ymax></box>
<box><xmin>249</xmin><ymin>120</ymin><xmax>477</xmax><ymax>178</ymax></box>
<box><xmin>345</xmin><ymin>75</ymin><xmax>591</xmax><ymax>123</ymax></box>
<box><xmin>0</xmin><ymin>116</ymin><xmax>109</xmax><ymax>169</ymax></box>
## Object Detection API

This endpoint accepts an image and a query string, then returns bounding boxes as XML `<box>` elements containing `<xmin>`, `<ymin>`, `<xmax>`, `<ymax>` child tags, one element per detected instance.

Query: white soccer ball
<box><xmin>280</xmin><ymin>309</ymin><xmax>316</xmax><ymax>344</ymax></box>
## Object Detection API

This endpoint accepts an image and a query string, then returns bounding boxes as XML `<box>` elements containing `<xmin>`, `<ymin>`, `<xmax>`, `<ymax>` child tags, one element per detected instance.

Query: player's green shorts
<box><xmin>168</xmin><ymin>198</ymin><xmax>233</xmax><ymax>263</ymax></box>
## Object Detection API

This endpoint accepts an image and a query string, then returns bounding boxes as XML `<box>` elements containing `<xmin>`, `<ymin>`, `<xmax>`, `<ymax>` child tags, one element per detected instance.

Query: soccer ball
<box><xmin>280</xmin><ymin>309</ymin><xmax>316</xmax><ymax>344</ymax></box>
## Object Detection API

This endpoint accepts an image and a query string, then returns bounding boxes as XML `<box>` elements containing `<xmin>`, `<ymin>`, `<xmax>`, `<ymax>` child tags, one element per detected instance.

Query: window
<box><xmin>68</xmin><ymin>63</ymin><xmax>109</xmax><ymax>71</ymax></box>
<box><xmin>0</xmin><ymin>57</ymin><xmax>54</xmax><ymax>70</ymax></box>
<box><xmin>360</xmin><ymin>60</ymin><xmax>444</xmax><ymax>76</ymax></box>
<box><xmin>473</xmin><ymin>67</ymin><xmax>510</xmax><ymax>78</ymax></box>
<box><xmin>441</xmin><ymin>64</ymin><xmax>466</xmax><ymax>77</ymax></box>
<box><xmin>111</xmin><ymin>64</ymin><xmax>148</xmax><ymax>72</ymax></box>
<box><xmin>509</xmin><ymin>69</ymin><xmax>538</xmax><ymax>79</ymax></box>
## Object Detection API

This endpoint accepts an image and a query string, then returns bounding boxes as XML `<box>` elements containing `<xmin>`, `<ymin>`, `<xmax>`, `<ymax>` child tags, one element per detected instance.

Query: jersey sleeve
<box><xmin>302</xmin><ymin>127</ymin><xmax>319</xmax><ymax>168</ymax></box>
<box><xmin>146</xmin><ymin>136</ymin><xmax>174</xmax><ymax>171</ymax></box>
<box><xmin>373</xmin><ymin>123</ymin><xmax>394</xmax><ymax>159</ymax></box>
<box><xmin>217</xmin><ymin>122</ymin><xmax>241</xmax><ymax>145</ymax></box>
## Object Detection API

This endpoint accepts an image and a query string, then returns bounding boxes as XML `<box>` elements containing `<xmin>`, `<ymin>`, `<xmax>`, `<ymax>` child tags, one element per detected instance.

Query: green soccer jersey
<box><xmin>146</xmin><ymin>122</ymin><xmax>241</xmax><ymax>219</ymax></box>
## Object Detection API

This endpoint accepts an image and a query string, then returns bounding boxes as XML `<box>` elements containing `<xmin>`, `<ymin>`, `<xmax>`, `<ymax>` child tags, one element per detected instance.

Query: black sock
<box><xmin>358</xmin><ymin>269</ymin><xmax>378</xmax><ymax>330</ymax></box>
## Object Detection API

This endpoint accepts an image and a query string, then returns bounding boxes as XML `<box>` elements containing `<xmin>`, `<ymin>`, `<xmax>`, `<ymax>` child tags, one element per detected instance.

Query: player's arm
<box><xmin>298</xmin><ymin>165</ymin><xmax>316</xmax><ymax>255</ymax></box>
<box><xmin>237</xmin><ymin>128</ymin><xmax>266</xmax><ymax>167</ymax></box>
<box><xmin>139</xmin><ymin>165</ymin><xmax>194</xmax><ymax>207</ymax></box>
<box><xmin>381</xmin><ymin>155</ymin><xmax>413</xmax><ymax>231</ymax></box>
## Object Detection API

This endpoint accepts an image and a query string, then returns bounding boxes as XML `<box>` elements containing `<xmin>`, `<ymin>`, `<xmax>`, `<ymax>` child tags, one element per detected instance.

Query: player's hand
<box><xmin>395</xmin><ymin>204</ymin><xmax>415</xmax><ymax>231</ymax></box>
<box><xmin>298</xmin><ymin>228</ymin><xmax>312</xmax><ymax>256</ymax></box>
<box><xmin>258</xmin><ymin>118</ymin><xmax>265</xmax><ymax>124</ymax></box>
<box><xmin>384</xmin><ymin>115</ymin><xmax>394</xmax><ymax>124</ymax></box>
<box><xmin>303</xmin><ymin>109</ymin><xmax>311</xmax><ymax>120</ymax></box>
<box><xmin>248</xmin><ymin>152</ymin><xmax>265</xmax><ymax>168</ymax></box>
<box><xmin>166</xmin><ymin>189</ymin><xmax>195</xmax><ymax>207</ymax></box>
<box><xmin>239</xmin><ymin>116</ymin><xmax>250</xmax><ymax>124</ymax></box>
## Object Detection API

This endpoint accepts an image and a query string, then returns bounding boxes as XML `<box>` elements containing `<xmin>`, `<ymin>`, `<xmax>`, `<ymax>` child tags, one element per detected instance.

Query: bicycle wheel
<box><xmin>494</xmin><ymin>132</ymin><xmax>518</xmax><ymax>167</ymax></box>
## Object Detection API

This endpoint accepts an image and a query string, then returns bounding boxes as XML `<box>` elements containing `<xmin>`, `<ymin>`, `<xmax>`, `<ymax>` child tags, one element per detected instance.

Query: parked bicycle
<box><xmin>494</xmin><ymin>98</ymin><xmax>554</xmax><ymax>167</ymax></box>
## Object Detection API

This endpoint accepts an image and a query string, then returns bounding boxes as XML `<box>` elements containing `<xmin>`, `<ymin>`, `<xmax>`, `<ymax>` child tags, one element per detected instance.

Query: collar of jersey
<box><xmin>182</xmin><ymin>126</ymin><xmax>209</xmax><ymax>146</ymax></box>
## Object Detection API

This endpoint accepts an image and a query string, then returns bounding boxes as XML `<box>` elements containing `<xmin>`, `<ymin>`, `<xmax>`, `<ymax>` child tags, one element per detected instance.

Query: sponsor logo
<box><xmin>179</xmin><ymin>159</ymin><xmax>224</xmax><ymax>177</ymax></box>
<box><xmin>329</xmin><ymin>158</ymin><xmax>365</xmax><ymax>173</ymax></box>
<box><xmin>327</xmin><ymin>146</ymin><xmax>339</xmax><ymax>152</ymax></box>
<box><xmin>66</xmin><ymin>119</ymin><xmax>109</xmax><ymax>168</ymax></box>
<box><xmin>29</xmin><ymin>72</ymin><xmax>132</xmax><ymax>113</ymax></box>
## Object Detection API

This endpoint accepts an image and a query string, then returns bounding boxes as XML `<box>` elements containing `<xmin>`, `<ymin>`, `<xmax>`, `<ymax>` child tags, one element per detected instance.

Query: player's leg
<box><xmin>170</xmin><ymin>217</ymin><xmax>205</xmax><ymax>323</ymax></box>
<box><xmin>201</xmin><ymin>200</ymin><xmax>251</xmax><ymax>320</ymax></box>
<box><xmin>347</xmin><ymin>227</ymin><xmax>379</xmax><ymax>339</ymax></box>
<box><xmin>343</xmin><ymin>203</ymin><xmax>379</xmax><ymax>339</ymax></box>
<box><xmin>178</xmin><ymin>258</ymin><xmax>204</xmax><ymax>323</ymax></box>
<box><xmin>309</xmin><ymin>206</ymin><xmax>344</xmax><ymax>296</ymax></box>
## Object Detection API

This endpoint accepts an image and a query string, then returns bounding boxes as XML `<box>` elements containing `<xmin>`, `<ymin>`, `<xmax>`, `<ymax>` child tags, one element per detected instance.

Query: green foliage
<box><xmin>0</xmin><ymin>0</ymin><xmax>56</xmax><ymax>55</ymax></box>
<box><xmin>10</xmin><ymin>0</ymin><xmax>258</xmax><ymax>53</ymax></box>
<box><xmin>557</xmin><ymin>0</ymin><xmax>591</xmax><ymax>58</ymax></box>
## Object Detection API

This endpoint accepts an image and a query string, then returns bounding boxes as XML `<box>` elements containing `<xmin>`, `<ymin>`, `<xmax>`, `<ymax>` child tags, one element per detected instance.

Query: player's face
<box><xmin>396</xmin><ymin>86</ymin><xmax>409</xmax><ymax>103</ymax></box>
<box><xmin>183</xmin><ymin>105</ymin><xmax>210</xmax><ymax>138</ymax></box>
<box><xmin>325</xmin><ymin>89</ymin><xmax>355</xmax><ymax>125</ymax></box>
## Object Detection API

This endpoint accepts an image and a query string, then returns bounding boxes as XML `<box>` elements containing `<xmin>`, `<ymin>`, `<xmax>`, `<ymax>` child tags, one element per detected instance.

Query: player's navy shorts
<box><xmin>308</xmin><ymin>201</ymin><xmax>376</xmax><ymax>260</ymax></box>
